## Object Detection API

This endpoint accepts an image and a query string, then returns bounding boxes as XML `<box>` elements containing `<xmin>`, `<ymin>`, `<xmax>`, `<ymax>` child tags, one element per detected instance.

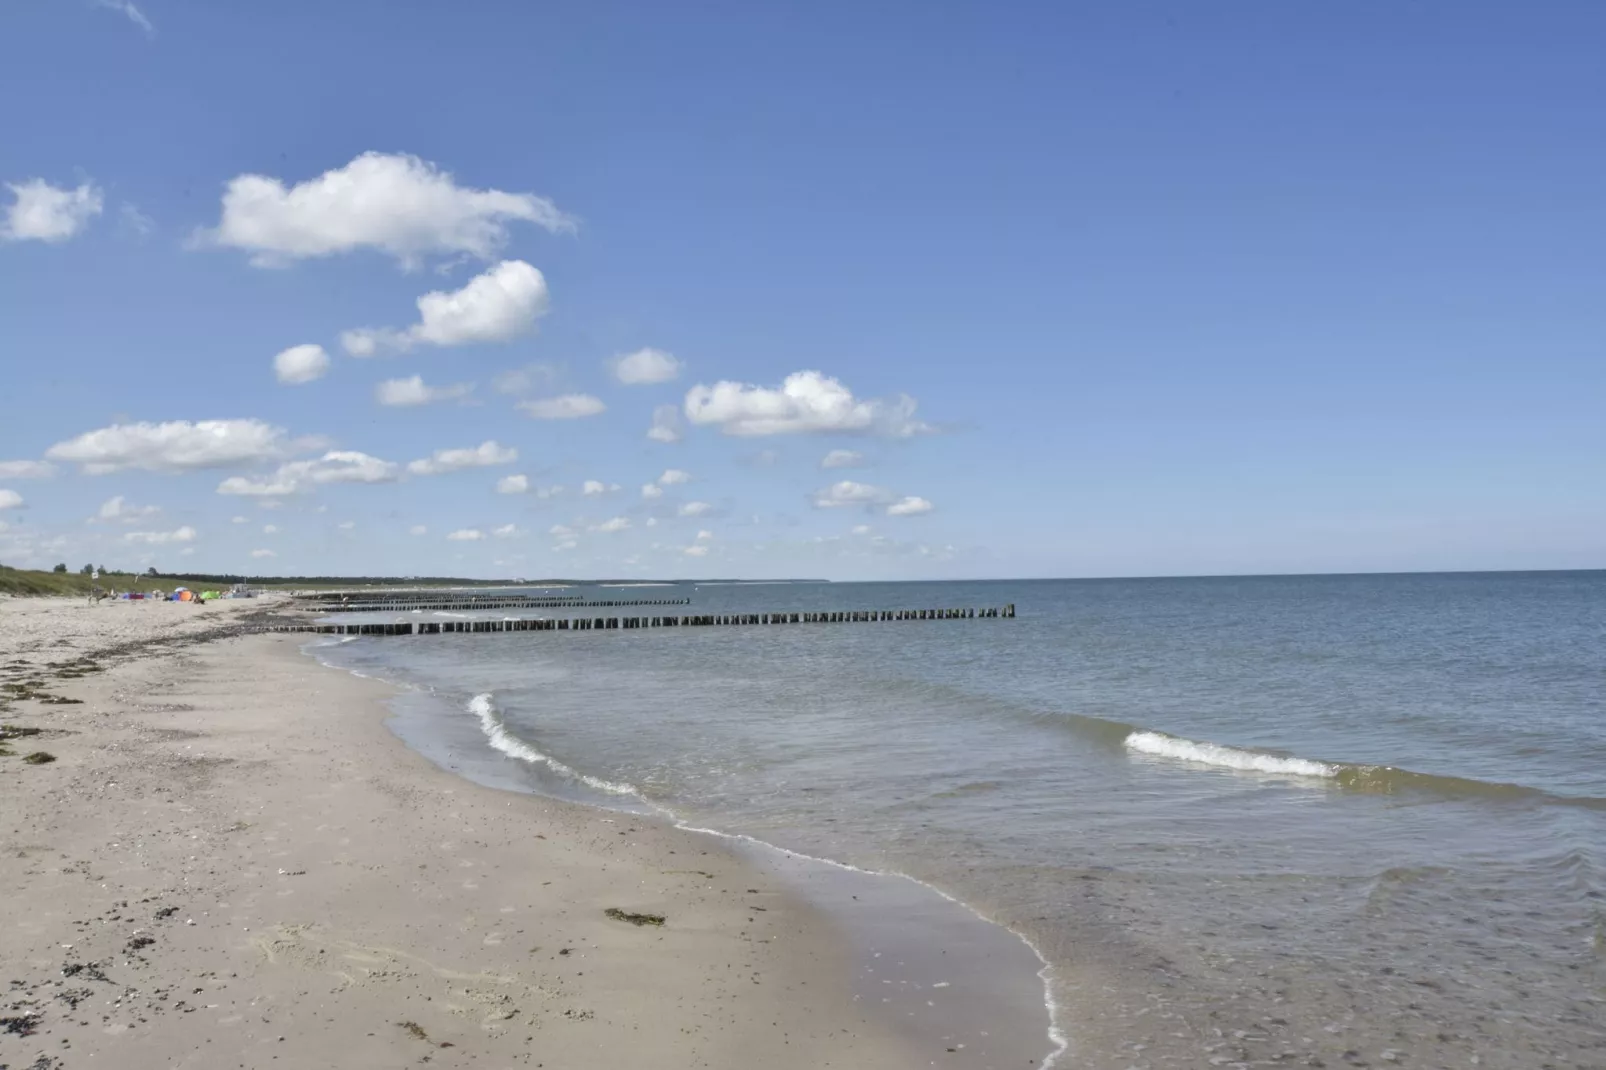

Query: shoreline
<box><xmin>0</xmin><ymin>597</ymin><xmax>1055</xmax><ymax>1069</ymax></box>
<box><xmin>340</xmin><ymin>656</ymin><xmax>1061</xmax><ymax>1067</ymax></box>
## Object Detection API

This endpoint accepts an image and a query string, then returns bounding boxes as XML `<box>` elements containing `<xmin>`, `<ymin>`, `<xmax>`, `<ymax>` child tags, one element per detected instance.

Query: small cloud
<box><xmin>658</xmin><ymin>468</ymin><xmax>690</xmax><ymax>485</ymax></box>
<box><xmin>0</xmin><ymin>461</ymin><xmax>55</xmax><ymax>479</ymax></box>
<box><xmin>812</xmin><ymin>481</ymin><xmax>890</xmax><ymax>508</ymax></box>
<box><xmin>886</xmin><ymin>496</ymin><xmax>934</xmax><ymax>517</ymax></box>
<box><xmin>592</xmin><ymin>516</ymin><xmax>631</xmax><ymax>533</ymax></box>
<box><xmin>678</xmin><ymin>501</ymin><xmax>712</xmax><ymax>518</ymax></box>
<box><xmin>548</xmin><ymin>524</ymin><xmax>576</xmax><ymax>537</ymax></box>
<box><xmin>407</xmin><ymin>440</ymin><xmax>516</xmax><ymax>476</ymax></box>
<box><xmin>2</xmin><ymin>179</ymin><xmax>104</xmax><ymax>243</ymax></box>
<box><xmin>95</xmin><ymin>495</ymin><xmax>160</xmax><ymax>523</ymax></box>
<box><xmin>492</xmin><ymin>523</ymin><xmax>521</xmax><ymax>538</ymax></box>
<box><xmin>492</xmin><ymin>362</ymin><xmax>559</xmax><ymax>396</ymax></box>
<box><xmin>851</xmin><ymin>524</ymin><xmax>872</xmax><ymax>536</ymax></box>
<box><xmin>695</xmin><ymin>530</ymin><xmax>714</xmax><ymax>542</ymax></box>
<box><xmin>337</xmin><ymin>521</ymin><xmax>356</xmax><ymax>530</ymax></box>
<box><xmin>0</xmin><ymin>490</ymin><xmax>26</xmax><ymax>510</ymax></box>
<box><xmin>376</xmin><ymin>375</ymin><xmax>472</xmax><ymax>406</ymax></box>
<box><xmin>251</xmin><ymin>548</ymin><xmax>276</xmax><ymax>559</ymax></box>
<box><xmin>647</xmin><ymin>404</ymin><xmax>682</xmax><ymax>443</ymax></box>
<box><xmin>200</xmin><ymin>152</ymin><xmax>573</xmax><ymax>268</ymax></box>
<box><xmin>581</xmin><ymin>480</ymin><xmax>621</xmax><ymax>497</ymax></box>
<box><xmin>609</xmin><ymin>347</ymin><xmax>682</xmax><ymax>385</ymax></box>
<box><xmin>119</xmin><ymin>203</ymin><xmax>155</xmax><ymax>238</ymax></box>
<box><xmin>262</xmin><ymin>524</ymin><xmax>278</xmax><ymax>534</ymax></box>
<box><xmin>683</xmin><ymin>544</ymin><xmax>710</xmax><ymax>557</ymax></box>
<box><xmin>821</xmin><ymin>449</ymin><xmax>866</xmax><ymax>469</ymax></box>
<box><xmin>274</xmin><ymin>343</ymin><xmax>330</xmax><ymax>385</ymax></box>
<box><xmin>685</xmin><ymin>370</ymin><xmax>930</xmax><ymax>438</ymax></box>
<box><xmin>446</xmin><ymin>528</ymin><xmax>485</xmax><ymax>541</ymax></box>
<box><xmin>231</xmin><ymin>516</ymin><xmax>247</xmax><ymax>524</ymax></box>
<box><xmin>409</xmin><ymin>524</ymin><xmax>428</xmax><ymax>536</ymax></box>
<box><xmin>124</xmin><ymin>525</ymin><xmax>197</xmax><ymax>544</ymax></box>
<box><xmin>496</xmin><ymin>474</ymin><xmax>529</xmax><ymax>495</ymax></box>
<box><xmin>641</xmin><ymin>483</ymin><xmax>664</xmax><ymax>500</ymax></box>
<box><xmin>519</xmin><ymin>394</ymin><xmax>606</xmax><ymax>420</ymax></box>
<box><xmin>95</xmin><ymin>0</ymin><xmax>154</xmax><ymax>36</ymax></box>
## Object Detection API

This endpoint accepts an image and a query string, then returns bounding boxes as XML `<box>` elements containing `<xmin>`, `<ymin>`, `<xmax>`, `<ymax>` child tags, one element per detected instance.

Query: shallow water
<box><xmin>318</xmin><ymin>572</ymin><xmax>1606</xmax><ymax>1069</ymax></box>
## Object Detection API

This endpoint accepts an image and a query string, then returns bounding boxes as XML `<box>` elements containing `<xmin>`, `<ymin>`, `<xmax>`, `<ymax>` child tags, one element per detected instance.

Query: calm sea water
<box><xmin>318</xmin><ymin>573</ymin><xmax>1606</xmax><ymax>1069</ymax></box>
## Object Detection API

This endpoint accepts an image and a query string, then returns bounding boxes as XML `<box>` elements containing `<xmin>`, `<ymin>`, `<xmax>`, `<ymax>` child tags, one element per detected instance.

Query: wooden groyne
<box><xmin>265</xmin><ymin>605</ymin><xmax>1015</xmax><ymax>637</ymax></box>
<box><xmin>298</xmin><ymin>596</ymin><xmax>692</xmax><ymax>613</ymax></box>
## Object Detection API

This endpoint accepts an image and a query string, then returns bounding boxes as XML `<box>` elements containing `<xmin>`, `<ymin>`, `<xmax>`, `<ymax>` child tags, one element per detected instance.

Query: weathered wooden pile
<box><xmin>264</xmin><ymin>605</ymin><xmax>1015</xmax><ymax>637</ymax></box>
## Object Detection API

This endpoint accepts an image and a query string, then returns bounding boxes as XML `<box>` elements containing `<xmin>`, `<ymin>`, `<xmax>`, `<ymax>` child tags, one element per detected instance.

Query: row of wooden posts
<box><xmin>300</xmin><ymin>596</ymin><xmax>692</xmax><ymax>613</ymax></box>
<box><xmin>265</xmin><ymin>605</ymin><xmax>1015</xmax><ymax>637</ymax></box>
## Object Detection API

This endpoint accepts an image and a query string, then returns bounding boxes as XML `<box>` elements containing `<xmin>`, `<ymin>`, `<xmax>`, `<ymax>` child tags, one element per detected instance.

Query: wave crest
<box><xmin>468</xmin><ymin>693</ymin><xmax>638</xmax><ymax>796</ymax></box>
<box><xmin>1124</xmin><ymin>730</ymin><xmax>1335</xmax><ymax>778</ymax></box>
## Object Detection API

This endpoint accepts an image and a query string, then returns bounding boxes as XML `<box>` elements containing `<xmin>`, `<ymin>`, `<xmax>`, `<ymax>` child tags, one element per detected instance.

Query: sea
<box><xmin>313</xmin><ymin>572</ymin><xmax>1606</xmax><ymax>1070</ymax></box>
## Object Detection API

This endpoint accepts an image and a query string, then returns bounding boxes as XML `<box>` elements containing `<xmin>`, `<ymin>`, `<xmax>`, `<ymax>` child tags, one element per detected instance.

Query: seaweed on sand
<box><xmin>605</xmin><ymin>907</ymin><xmax>666</xmax><ymax>927</ymax></box>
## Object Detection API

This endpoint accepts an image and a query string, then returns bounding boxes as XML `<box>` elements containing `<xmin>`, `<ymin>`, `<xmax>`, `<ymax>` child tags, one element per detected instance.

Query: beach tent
<box><xmin>201</xmin><ymin>591</ymin><xmax>221</xmax><ymax>601</ymax></box>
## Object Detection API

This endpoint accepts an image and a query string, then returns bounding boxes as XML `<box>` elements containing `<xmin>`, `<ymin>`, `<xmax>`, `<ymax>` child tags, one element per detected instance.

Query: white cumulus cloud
<box><xmin>821</xmin><ymin>449</ymin><xmax>866</xmax><ymax>469</ymax></box>
<box><xmin>641</xmin><ymin>483</ymin><xmax>663</xmax><ymax>500</ymax></box>
<box><xmin>678</xmin><ymin>501</ymin><xmax>712</xmax><ymax>518</ymax></box>
<box><xmin>658</xmin><ymin>468</ymin><xmax>691</xmax><ymax>485</ymax></box>
<box><xmin>0</xmin><ymin>490</ymin><xmax>22</xmax><ymax>510</ymax></box>
<box><xmin>683</xmin><ymin>544</ymin><xmax>710</xmax><ymax>557</ymax></box>
<box><xmin>343</xmin><ymin>260</ymin><xmax>549</xmax><ymax>355</ymax></box>
<box><xmin>610</xmin><ymin>347</ymin><xmax>681</xmax><ymax>385</ymax></box>
<box><xmin>446</xmin><ymin>528</ymin><xmax>485</xmax><ymax>541</ymax></box>
<box><xmin>217</xmin><ymin>450</ymin><xmax>400</xmax><ymax>496</ymax></box>
<box><xmin>262</xmin><ymin>524</ymin><xmax>278</xmax><ymax>534</ymax></box>
<box><xmin>685</xmin><ymin>371</ymin><xmax>929</xmax><ymax>438</ymax></box>
<box><xmin>496</xmin><ymin>474</ymin><xmax>530</xmax><ymax>495</ymax></box>
<box><xmin>407</xmin><ymin>440</ymin><xmax>516</xmax><ymax>476</ymax></box>
<box><xmin>548</xmin><ymin>524</ymin><xmax>576</xmax><ymax>538</ymax></box>
<box><xmin>251</xmin><ymin>548</ymin><xmax>276</xmax><ymax>559</ymax></box>
<box><xmin>273</xmin><ymin>343</ymin><xmax>330</xmax><ymax>385</ymax></box>
<box><xmin>812</xmin><ymin>480</ymin><xmax>890</xmax><ymax>508</ymax></box>
<box><xmin>337</xmin><ymin>521</ymin><xmax>356</xmax><ymax>530</ymax></box>
<box><xmin>124</xmin><ymin>525</ymin><xmax>197</xmax><ymax>545</ymax></box>
<box><xmin>201</xmin><ymin>152</ymin><xmax>574</xmax><ymax>267</ymax></box>
<box><xmin>593</xmin><ymin>516</ymin><xmax>631</xmax><ymax>533</ymax></box>
<box><xmin>492</xmin><ymin>523</ymin><xmax>521</xmax><ymax>538</ymax></box>
<box><xmin>0</xmin><ymin>461</ymin><xmax>56</xmax><ymax>479</ymax></box>
<box><xmin>886</xmin><ymin>496</ymin><xmax>934</xmax><ymax>517</ymax></box>
<box><xmin>47</xmin><ymin>419</ymin><xmax>289</xmax><ymax>474</ymax></box>
<box><xmin>518</xmin><ymin>394</ymin><xmax>605</xmax><ymax>420</ymax></box>
<box><xmin>2</xmin><ymin>180</ymin><xmax>103</xmax><ymax>243</ymax></box>
<box><xmin>581</xmin><ymin>480</ymin><xmax>620</xmax><ymax>497</ymax></box>
<box><xmin>695</xmin><ymin>530</ymin><xmax>714</xmax><ymax>542</ymax></box>
<box><xmin>409</xmin><ymin>525</ymin><xmax>428</xmax><ymax>536</ymax></box>
<box><xmin>375</xmin><ymin>375</ymin><xmax>473</xmax><ymax>406</ymax></box>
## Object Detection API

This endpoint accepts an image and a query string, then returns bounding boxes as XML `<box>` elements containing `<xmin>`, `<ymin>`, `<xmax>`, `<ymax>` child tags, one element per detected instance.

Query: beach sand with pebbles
<box><xmin>0</xmin><ymin>597</ymin><xmax>935</xmax><ymax>1070</ymax></box>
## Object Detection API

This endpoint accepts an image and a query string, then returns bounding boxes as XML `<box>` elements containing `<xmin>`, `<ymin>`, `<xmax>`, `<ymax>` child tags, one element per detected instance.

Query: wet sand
<box><xmin>0</xmin><ymin>598</ymin><xmax>1031</xmax><ymax>1069</ymax></box>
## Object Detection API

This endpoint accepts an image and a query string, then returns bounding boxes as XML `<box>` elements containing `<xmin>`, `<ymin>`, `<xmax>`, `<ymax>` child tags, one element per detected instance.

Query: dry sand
<box><xmin>0</xmin><ymin>597</ymin><xmax>934</xmax><ymax>1069</ymax></box>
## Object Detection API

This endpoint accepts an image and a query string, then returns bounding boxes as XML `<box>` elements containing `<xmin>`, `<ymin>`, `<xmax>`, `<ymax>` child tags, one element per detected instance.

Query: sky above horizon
<box><xmin>2</xmin><ymin>1</ymin><xmax>1603</xmax><ymax>581</ymax></box>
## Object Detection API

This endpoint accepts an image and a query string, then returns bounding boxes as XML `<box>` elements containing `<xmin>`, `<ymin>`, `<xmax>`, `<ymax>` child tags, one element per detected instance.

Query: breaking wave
<box><xmin>1122</xmin><ymin>729</ymin><xmax>1606</xmax><ymax>809</ymax></box>
<box><xmin>468</xmin><ymin>692</ymin><xmax>638</xmax><ymax>796</ymax></box>
<box><xmin>1125</xmin><ymin>730</ymin><xmax>1335</xmax><ymax>777</ymax></box>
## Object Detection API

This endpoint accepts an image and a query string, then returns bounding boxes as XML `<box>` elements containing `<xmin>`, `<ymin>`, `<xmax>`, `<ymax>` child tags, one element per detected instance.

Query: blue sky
<box><xmin>1</xmin><ymin>1</ymin><xmax>1602</xmax><ymax>580</ymax></box>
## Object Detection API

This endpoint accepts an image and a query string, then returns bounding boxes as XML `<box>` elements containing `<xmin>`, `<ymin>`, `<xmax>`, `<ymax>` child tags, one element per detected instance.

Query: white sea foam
<box><xmin>1124</xmin><ymin>730</ymin><xmax>1335</xmax><ymax>778</ymax></box>
<box><xmin>467</xmin><ymin>693</ymin><xmax>638</xmax><ymax>796</ymax></box>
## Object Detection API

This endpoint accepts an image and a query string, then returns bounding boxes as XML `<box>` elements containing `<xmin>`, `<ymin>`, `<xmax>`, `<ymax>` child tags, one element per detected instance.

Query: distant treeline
<box><xmin>146</xmin><ymin>573</ymin><xmax>829</xmax><ymax>587</ymax></box>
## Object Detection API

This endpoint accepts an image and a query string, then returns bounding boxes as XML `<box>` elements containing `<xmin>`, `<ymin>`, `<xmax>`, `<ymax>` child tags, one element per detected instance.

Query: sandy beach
<box><xmin>0</xmin><ymin>597</ymin><xmax>941</xmax><ymax>1070</ymax></box>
